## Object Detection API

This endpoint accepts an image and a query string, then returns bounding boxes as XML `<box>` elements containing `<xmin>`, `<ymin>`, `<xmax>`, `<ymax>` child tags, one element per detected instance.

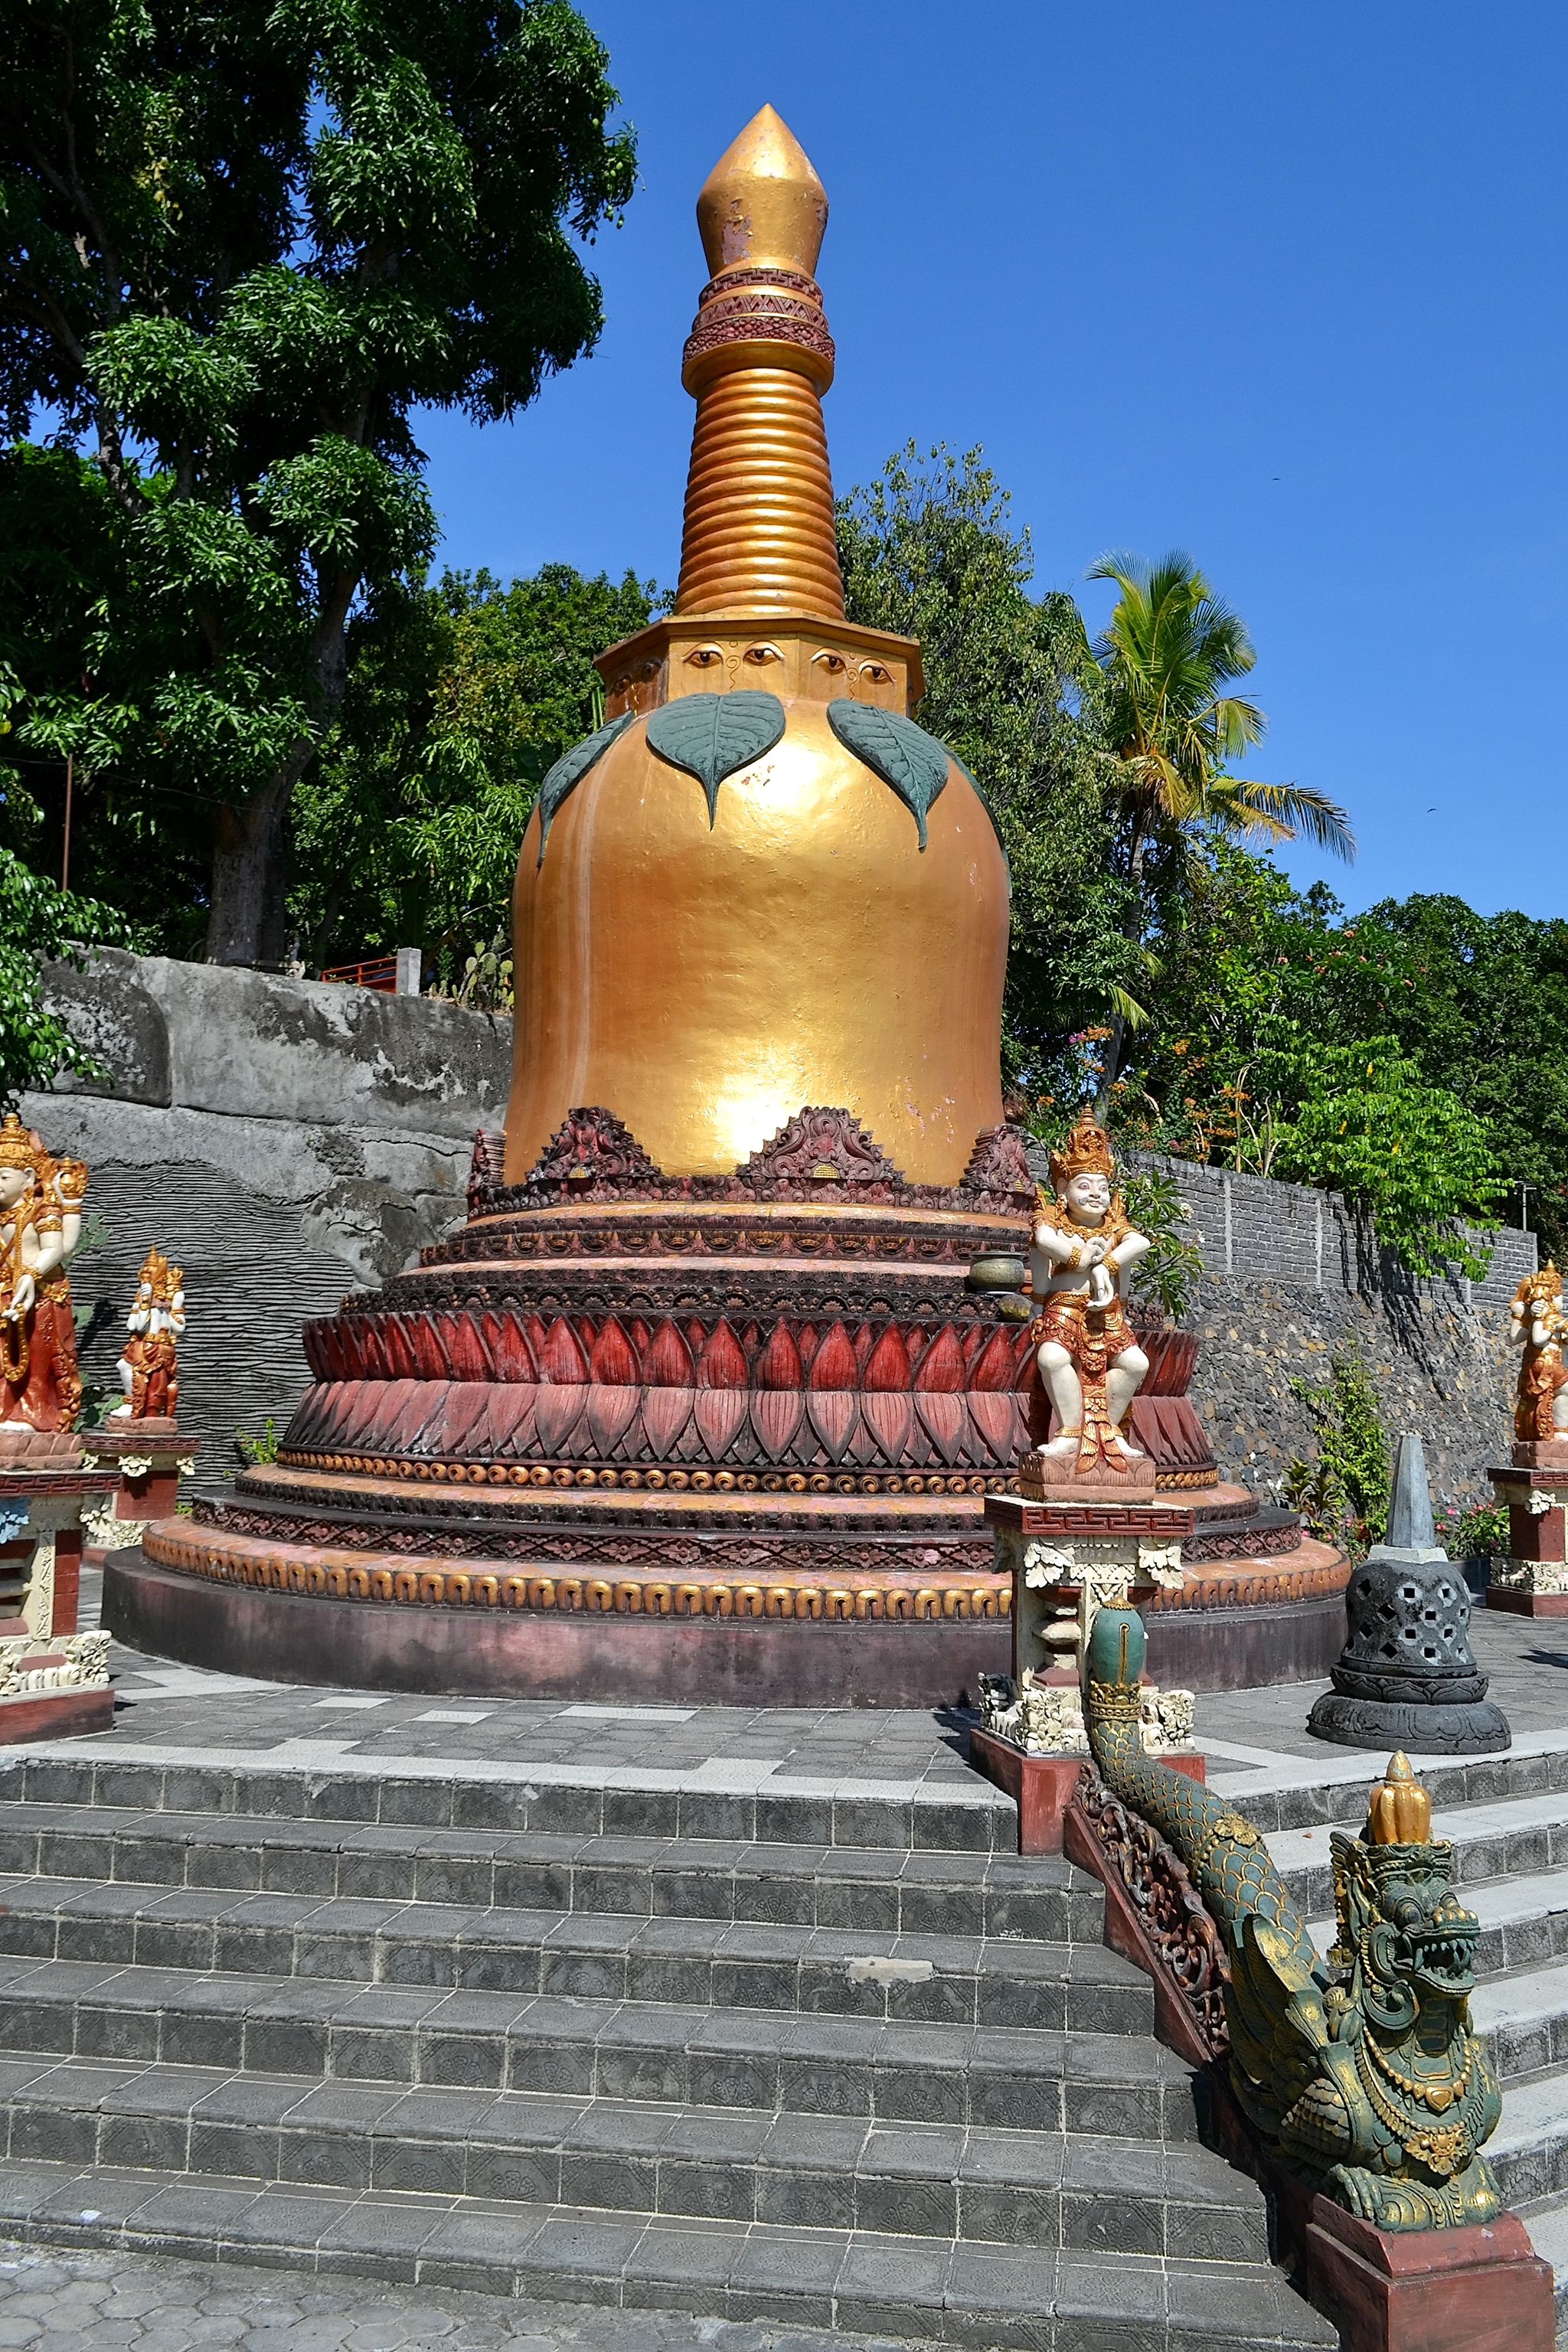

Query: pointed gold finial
<box><xmin>675</xmin><ymin>107</ymin><xmax>841</xmax><ymax>619</ymax></box>
<box><xmin>697</xmin><ymin>104</ymin><xmax>828</xmax><ymax>280</ymax></box>
<box><xmin>1366</xmin><ymin>1751</ymin><xmax>1432</xmax><ymax>1845</ymax></box>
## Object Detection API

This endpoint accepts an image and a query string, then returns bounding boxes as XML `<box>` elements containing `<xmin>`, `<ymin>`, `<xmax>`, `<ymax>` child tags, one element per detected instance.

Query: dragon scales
<box><xmin>1081</xmin><ymin>1604</ymin><xmax>1504</xmax><ymax>2231</ymax></box>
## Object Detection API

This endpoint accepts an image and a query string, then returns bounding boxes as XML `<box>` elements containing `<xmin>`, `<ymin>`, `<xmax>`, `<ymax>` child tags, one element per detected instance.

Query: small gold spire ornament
<box><xmin>1366</xmin><ymin>1751</ymin><xmax>1434</xmax><ymax>1845</ymax></box>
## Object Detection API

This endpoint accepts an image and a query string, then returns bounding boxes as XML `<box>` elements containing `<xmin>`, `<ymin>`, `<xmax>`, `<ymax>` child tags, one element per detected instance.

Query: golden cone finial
<box><xmin>697</xmin><ymin>104</ymin><xmax>828</xmax><ymax>279</ymax></box>
<box><xmin>1367</xmin><ymin>1752</ymin><xmax>1432</xmax><ymax>1845</ymax></box>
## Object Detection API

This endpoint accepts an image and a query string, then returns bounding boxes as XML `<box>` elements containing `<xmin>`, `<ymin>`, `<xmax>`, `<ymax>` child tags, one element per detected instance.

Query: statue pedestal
<box><xmin>1204</xmin><ymin>2066</ymin><xmax>1555</xmax><ymax>2352</ymax></box>
<box><xmin>1017</xmin><ymin>1444</ymin><xmax>1158</xmax><ymax>1501</ymax></box>
<box><xmin>79</xmin><ymin>1424</ymin><xmax>200</xmax><ymax>1558</ymax></box>
<box><xmin>1298</xmin><ymin>2195</ymin><xmax>1550</xmax><ymax>2352</ymax></box>
<box><xmin>0</xmin><ymin>1458</ymin><xmax>116</xmax><ymax>1744</ymax></box>
<box><xmin>979</xmin><ymin>1484</ymin><xmax>1348</xmax><ymax>1693</ymax></box>
<box><xmin>1486</xmin><ymin>1456</ymin><xmax>1568</xmax><ymax>1614</ymax></box>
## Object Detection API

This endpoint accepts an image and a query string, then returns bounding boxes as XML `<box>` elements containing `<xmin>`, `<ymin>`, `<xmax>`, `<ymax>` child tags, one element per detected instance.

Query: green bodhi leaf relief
<box><xmin>645</xmin><ymin>691</ymin><xmax>787</xmax><ymax>825</ymax></box>
<box><xmin>826</xmin><ymin>701</ymin><xmax>950</xmax><ymax>848</ymax></box>
<box><xmin>535</xmin><ymin>710</ymin><xmax>639</xmax><ymax>864</ymax></box>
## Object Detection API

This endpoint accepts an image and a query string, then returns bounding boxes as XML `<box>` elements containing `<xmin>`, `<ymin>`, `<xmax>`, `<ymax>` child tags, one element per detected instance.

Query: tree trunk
<box><xmin>204</xmin><ymin>773</ymin><xmax>294</xmax><ymax>965</ymax></box>
<box><xmin>1095</xmin><ymin>802</ymin><xmax>1148</xmax><ymax>1119</ymax></box>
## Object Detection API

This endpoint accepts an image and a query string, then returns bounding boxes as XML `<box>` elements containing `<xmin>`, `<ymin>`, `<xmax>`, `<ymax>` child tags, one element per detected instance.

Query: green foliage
<box><xmin>1119</xmin><ymin>1168</ymin><xmax>1205</xmax><ymax>1325</ymax></box>
<box><xmin>0</xmin><ymin>0</ymin><xmax>637</xmax><ymax>959</ymax></box>
<box><xmin>289</xmin><ymin>562</ymin><xmax>658</xmax><ymax>975</ymax></box>
<box><xmin>1085</xmin><ymin>550</ymin><xmax>1354</xmax><ymax>1102</ymax></box>
<box><xmin>1088</xmin><ymin>550</ymin><xmax>1354</xmax><ymax>870</ymax></box>
<box><xmin>1282</xmin><ymin>1351</ymin><xmax>1390</xmax><ymax>1557</ymax></box>
<box><xmin>1269</xmin><ymin>1039</ymin><xmax>1500</xmax><ymax>1281</ymax></box>
<box><xmin>0</xmin><ymin>838</ymin><xmax>139</xmax><ymax>1098</ymax></box>
<box><xmin>836</xmin><ymin>445</ymin><xmax>1141</xmax><ymax>1088</ymax></box>
<box><xmin>1118</xmin><ymin>847</ymin><xmax>1504</xmax><ymax>1279</ymax></box>
<box><xmin>450</xmin><ymin>927</ymin><xmax>513</xmax><ymax>1013</ymax></box>
<box><xmin>234</xmin><ymin>1418</ymin><xmax>280</xmax><ymax>1468</ymax></box>
<box><xmin>1434</xmin><ymin>1498</ymin><xmax>1509</xmax><ymax>1562</ymax></box>
<box><xmin>1305</xmin><ymin>895</ymin><xmax>1568</xmax><ymax>1266</ymax></box>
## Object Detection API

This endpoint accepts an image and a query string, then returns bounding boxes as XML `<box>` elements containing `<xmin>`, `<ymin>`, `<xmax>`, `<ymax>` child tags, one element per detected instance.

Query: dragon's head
<box><xmin>1330</xmin><ymin>1758</ymin><xmax>1480</xmax><ymax>2034</ymax></box>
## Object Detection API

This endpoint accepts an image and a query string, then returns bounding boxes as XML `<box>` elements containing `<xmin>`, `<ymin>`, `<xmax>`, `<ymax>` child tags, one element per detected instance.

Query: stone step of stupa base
<box><xmin>0</xmin><ymin>2056</ymin><xmax>1263</xmax><ymax>2259</ymax></box>
<box><xmin>0</xmin><ymin>2161</ymin><xmax>1335</xmax><ymax>2350</ymax></box>
<box><xmin>0</xmin><ymin>1800</ymin><xmax>1103</xmax><ymax>1939</ymax></box>
<box><xmin>0</xmin><ymin>1957</ymin><xmax>1195</xmax><ymax>2132</ymax></box>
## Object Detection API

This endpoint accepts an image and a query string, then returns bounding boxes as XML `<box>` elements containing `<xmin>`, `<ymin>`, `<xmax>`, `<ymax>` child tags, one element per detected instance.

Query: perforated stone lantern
<box><xmin>1308</xmin><ymin>1432</ymin><xmax>1510</xmax><ymax>1754</ymax></box>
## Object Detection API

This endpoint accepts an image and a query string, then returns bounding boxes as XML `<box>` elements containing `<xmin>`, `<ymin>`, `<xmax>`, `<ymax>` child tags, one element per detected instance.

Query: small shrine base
<box><xmin>1291</xmin><ymin>2191</ymin><xmax>1550</xmax><ymax>2352</ymax></box>
<box><xmin>1485</xmin><ymin>1455</ymin><xmax>1568</xmax><ymax>1615</ymax></box>
<box><xmin>0</xmin><ymin>1681</ymin><xmax>114</xmax><ymax>1744</ymax></box>
<box><xmin>969</xmin><ymin>1723</ymin><xmax>1205</xmax><ymax>1853</ymax></box>
<box><xmin>1487</xmin><ymin>1581</ymin><xmax>1568</xmax><ymax>1616</ymax></box>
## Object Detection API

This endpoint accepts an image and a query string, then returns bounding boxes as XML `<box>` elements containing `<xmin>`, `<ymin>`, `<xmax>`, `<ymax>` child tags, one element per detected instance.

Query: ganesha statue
<box><xmin>0</xmin><ymin>1112</ymin><xmax>87</xmax><ymax>1436</ymax></box>
<box><xmin>1028</xmin><ymin>1107</ymin><xmax>1152</xmax><ymax>1478</ymax></box>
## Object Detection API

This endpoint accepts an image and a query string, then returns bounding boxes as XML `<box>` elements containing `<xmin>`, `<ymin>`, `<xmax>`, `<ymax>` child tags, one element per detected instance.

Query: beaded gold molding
<box><xmin>145</xmin><ymin>1523</ymin><xmax>1011</xmax><ymax>1622</ymax></box>
<box><xmin>278</xmin><ymin>1453</ymin><xmax>1012</xmax><ymax>1498</ymax></box>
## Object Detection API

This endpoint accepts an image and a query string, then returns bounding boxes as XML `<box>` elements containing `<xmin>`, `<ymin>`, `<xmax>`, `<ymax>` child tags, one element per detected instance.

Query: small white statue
<box><xmin>1029</xmin><ymin>1108</ymin><xmax>1152</xmax><ymax>1475</ymax></box>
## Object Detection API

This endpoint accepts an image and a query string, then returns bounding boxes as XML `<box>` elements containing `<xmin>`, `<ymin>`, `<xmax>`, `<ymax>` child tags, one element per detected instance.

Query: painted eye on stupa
<box><xmin>742</xmin><ymin>643</ymin><xmax>782</xmax><ymax>666</ymax></box>
<box><xmin>811</xmin><ymin>649</ymin><xmax>846</xmax><ymax>673</ymax></box>
<box><xmin>859</xmin><ymin>662</ymin><xmax>892</xmax><ymax>685</ymax></box>
<box><xmin>685</xmin><ymin>645</ymin><xmax>724</xmax><ymax>668</ymax></box>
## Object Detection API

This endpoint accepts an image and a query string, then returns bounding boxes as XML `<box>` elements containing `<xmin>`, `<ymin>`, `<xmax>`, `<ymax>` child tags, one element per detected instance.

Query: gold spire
<box><xmin>675</xmin><ymin>106</ymin><xmax>844</xmax><ymax>621</ymax></box>
<box><xmin>696</xmin><ymin>104</ymin><xmax>828</xmax><ymax>279</ymax></box>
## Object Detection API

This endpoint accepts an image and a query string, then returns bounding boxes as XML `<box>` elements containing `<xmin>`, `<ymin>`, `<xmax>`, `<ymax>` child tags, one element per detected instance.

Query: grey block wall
<box><xmin>1025</xmin><ymin>1145</ymin><xmax>1534</xmax><ymax>1507</ymax></box>
<box><xmin>29</xmin><ymin>949</ymin><xmax>511</xmax><ymax>1488</ymax></box>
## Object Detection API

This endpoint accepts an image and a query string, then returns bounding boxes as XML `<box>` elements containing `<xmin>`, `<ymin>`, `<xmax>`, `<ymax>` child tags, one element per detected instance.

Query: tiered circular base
<box><xmin>118</xmin><ymin>1109</ymin><xmax>1345</xmax><ymax>1704</ymax></box>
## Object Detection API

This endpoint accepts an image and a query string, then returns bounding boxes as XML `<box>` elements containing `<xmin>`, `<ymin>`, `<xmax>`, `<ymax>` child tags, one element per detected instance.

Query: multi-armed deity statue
<box><xmin>0</xmin><ymin>1111</ymin><xmax>88</xmax><ymax>1447</ymax></box>
<box><xmin>1509</xmin><ymin>1262</ymin><xmax>1568</xmax><ymax>1448</ymax></box>
<box><xmin>1486</xmin><ymin>1262</ymin><xmax>1568</xmax><ymax>1613</ymax></box>
<box><xmin>108</xmin><ymin>1247</ymin><xmax>185</xmax><ymax>1423</ymax></box>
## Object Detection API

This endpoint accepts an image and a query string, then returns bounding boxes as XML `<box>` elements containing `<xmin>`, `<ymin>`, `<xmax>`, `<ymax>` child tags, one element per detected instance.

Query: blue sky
<box><xmin>418</xmin><ymin>2</ymin><xmax>1568</xmax><ymax>920</ymax></box>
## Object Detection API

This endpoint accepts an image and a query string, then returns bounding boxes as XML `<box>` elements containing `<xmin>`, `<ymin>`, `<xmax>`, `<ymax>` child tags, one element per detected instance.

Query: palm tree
<box><xmin>1086</xmin><ymin>550</ymin><xmax>1354</xmax><ymax>1104</ymax></box>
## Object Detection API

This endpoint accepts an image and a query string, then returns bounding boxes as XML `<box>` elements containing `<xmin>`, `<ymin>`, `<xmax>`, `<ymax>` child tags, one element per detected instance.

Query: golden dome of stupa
<box><xmin>502</xmin><ymin>106</ymin><xmax>1009</xmax><ymax>1186</ymax></box>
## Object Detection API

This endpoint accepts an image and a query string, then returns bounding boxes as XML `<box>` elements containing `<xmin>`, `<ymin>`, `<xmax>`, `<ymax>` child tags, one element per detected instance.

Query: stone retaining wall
<box><xmin>29</xmin><ymin>949</ymin><xmax>509</xmax><ymax>1488</ymax></box>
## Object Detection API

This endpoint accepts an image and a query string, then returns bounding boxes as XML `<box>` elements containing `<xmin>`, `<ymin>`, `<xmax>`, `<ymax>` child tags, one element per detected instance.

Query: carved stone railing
<box><xmin>1064</xmin><ymin>1762</ymin><xmax>1230</xmax><ymax>2067</ymax></box>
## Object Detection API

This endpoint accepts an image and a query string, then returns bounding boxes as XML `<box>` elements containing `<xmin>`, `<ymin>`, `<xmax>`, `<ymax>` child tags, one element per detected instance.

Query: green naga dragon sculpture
<box><xmin>1082</xmin><ymin>1604</ymin><xmax>1502</xmax><ymax>2230</ymax></box>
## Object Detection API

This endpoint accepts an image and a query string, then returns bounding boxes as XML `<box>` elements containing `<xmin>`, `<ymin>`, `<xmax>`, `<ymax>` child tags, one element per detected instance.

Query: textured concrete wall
<box><xmin>1024</xmin><ymin>1143</ymin><xmax>1534</xmax><ymax>1508</ymax></box>
<box><xmin>29</xmin><ymin>949</ymin><xmax>511</xmax><ymax>1487</ymax></box>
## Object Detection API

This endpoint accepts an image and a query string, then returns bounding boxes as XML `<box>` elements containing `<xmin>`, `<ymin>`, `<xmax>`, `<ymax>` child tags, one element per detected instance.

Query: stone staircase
<box><xmin>4</xmin><ymin>1740</ymin><xmax>1568</xmax><ymax>2348</ymax></box>
<box><xmin>0</xmin><ymin>1746</ymin><xmax>1331</xmax><ymax>2352</ymax></box>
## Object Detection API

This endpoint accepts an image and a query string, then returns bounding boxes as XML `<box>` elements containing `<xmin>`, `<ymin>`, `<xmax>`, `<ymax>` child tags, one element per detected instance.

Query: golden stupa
<box><xmin>123</xmin><ymin>109</ymin><xmax>1351</xmax><ymax>1720</ymax></box>
<box><xmin>503</xmin><ymin>106</ymin><xmax>1010</xmax><ymax>1186</ymax></box>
